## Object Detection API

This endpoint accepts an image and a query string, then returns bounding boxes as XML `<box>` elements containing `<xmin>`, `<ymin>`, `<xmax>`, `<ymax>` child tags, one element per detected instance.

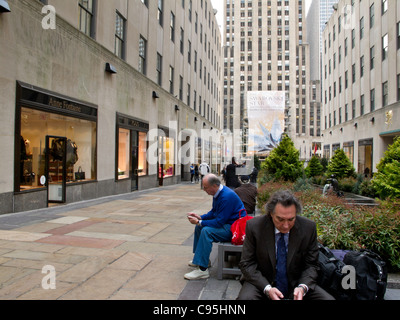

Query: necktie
<box><xmin>276</xmin><ymin>232</ymin><xmax>288</xmax><ymax>297</ymax></box>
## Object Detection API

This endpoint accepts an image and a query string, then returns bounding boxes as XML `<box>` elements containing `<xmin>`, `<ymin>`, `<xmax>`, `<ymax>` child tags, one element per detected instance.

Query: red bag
<box><xmin>231</xmin><ymin>209</ymin><xmax>253</xmax><ymax>245</ymax></box>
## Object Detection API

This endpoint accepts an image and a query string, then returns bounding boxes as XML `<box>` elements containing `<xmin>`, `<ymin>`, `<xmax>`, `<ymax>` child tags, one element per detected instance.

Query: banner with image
<box><xmin>247</xmin><ymin>91</ymin><xmax>285</xmax><ymax>158</ymax></box>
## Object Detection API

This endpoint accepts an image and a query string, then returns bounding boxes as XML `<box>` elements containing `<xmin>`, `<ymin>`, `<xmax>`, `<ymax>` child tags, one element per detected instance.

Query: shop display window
<box><xmin>159</xmin><ymin>135</ymin><xmax>175</xmax><ymax>178</ymax></box>
<box><xmin>117</xmin><ymin>128</ymin><xmax>148</xmax><ymax>180</ymax></box>
<box><xmin>19</xmin><ymin>107</ymin><xmax>97</xmax><ymax>191</ymax></box>
<box><xmin>118</xmin><ymin>128</ymin><xmax>130</xmax><ymax>179</ymax></box>
<box><xmin>138</xmin><ymin>132</ymin><xmax>147</xmax><ymax>176</ymax></box>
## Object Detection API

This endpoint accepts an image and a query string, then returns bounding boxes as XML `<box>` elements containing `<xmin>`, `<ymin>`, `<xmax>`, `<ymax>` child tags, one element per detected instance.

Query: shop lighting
<box><xmin>0</xmin><ymin>0</ymin><xmax>11</xmax><ymax>13</ymax></box>
<box><xmin>105</xmin><ymin>63</ymin><xmax>117</xmax><ymax>74</ymax></box>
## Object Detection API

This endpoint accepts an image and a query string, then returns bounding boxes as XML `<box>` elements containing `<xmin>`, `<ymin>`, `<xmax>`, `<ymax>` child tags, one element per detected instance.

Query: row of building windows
<box><xmin>323</xmin><ymin>0</ymin><xmax>400</xmax><ymax>130</ymax></box>
<box><xmin>43</xmin><ymin>0</ymin><xmax>222</xmax><ymax>126</ymax></box>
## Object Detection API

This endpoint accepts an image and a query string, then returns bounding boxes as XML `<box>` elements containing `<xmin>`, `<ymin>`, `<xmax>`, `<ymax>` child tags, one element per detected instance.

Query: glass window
<box><xmin>159</xmin><ymin>134</ymin><xmax>175</xmax><ymax>178</ymax></box>
<box><xmin>19</xmin><ymin>107</ymin><xmax>97</xmax><ymax>191</ymax></box>
<box><xmin>115</xmin><ymin>12</ymin><xmax>125</xmax><ymax>59</ymax></box>
<box><xmin>79</xmin><ymin>0</ymin><xmax>94</xmax><ymax>37</ymax></box>
<box><xmin>118</xmin><ymin>128</ymin><xmax>130</xmax><ymax>179</ymax></box>
<box><xmin>138</xmin><ymin>132</ymin><xmax>148</xmax><ymax>176</ymax></box>
<box><xmin>139</xmin><ymin>36</ymin><xmax>147</xmax><ymax>75</ymax></box>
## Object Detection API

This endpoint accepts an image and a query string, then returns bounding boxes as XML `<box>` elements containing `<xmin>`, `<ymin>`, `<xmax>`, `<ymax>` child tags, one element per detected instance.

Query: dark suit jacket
<box><xmin>239</xmin><ymin>214</ymin><xmax>319</xmax><ymax>294</ymax></box>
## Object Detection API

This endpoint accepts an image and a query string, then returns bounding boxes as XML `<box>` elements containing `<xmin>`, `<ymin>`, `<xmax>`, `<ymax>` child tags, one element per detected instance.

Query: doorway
<box><xmin>46</xmin><ymin>135</ymin><xmax>67</xmax><ymax>204</ymax></box>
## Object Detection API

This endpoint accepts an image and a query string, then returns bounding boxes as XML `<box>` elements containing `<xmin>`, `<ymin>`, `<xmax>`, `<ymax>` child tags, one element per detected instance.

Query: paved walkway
<box><xmin>0</xmin><ymin>182</ymin><xmax>399</xmax><ymax>300</ymax></box>
<box><xmin>0</xmin><ymin>183</ymin><xmax>211</xmax><ymax>300</ymax></box>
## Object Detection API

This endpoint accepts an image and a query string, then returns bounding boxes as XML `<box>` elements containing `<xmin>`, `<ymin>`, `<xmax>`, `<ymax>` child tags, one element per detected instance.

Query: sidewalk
<box><xmin>0</xmin><ymin>182</ymin><xmax>399</xmax><ymax>300</ymax></box>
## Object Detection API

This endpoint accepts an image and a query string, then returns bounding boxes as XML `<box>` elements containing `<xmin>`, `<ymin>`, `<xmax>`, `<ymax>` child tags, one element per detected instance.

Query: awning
<box><xmin>380</xmin><ymin>129</ymin><xmax>400</xmax><ymax>137</ymax></box>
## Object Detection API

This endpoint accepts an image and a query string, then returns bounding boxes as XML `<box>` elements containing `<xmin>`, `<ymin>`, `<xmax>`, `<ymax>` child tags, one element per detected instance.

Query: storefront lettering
<box><xmin>49</xmin><ymin>97</ymin><xmax>82</xmax><ymax>113</ymax></box>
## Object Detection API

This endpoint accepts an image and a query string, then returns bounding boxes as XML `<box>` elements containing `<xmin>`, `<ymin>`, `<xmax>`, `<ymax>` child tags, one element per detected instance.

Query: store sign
<box><xmin>18</xmin><ymin>81</ymin><xmax>98</xmax><ymax>120</ymax></box>
<box><xmin>48</xmin><ymin>97</ymin><xmax>82</xmax><ymax>114</ymax></box>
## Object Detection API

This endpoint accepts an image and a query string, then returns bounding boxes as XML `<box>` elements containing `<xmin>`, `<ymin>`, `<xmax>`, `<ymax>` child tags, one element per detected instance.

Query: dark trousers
<box><xmin>237</xmin><ymin>281</ymin><xmax>335</xmax><ymax>300</ymax></box>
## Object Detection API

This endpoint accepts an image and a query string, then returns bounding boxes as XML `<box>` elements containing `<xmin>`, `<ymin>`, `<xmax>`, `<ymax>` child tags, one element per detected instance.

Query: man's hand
<box><xmin>187</xmin><ymin>213</ymin><xmax>201</xmax><ymax>225</ymax></box>
<box><xmin>187</xmin><ymin>213</ymin><xmax>201</xmax><ymax>220</ymax></box>
<box><xmin>268</xmin><ymin>287</ymin><xmax>285</xmax><ymax>300</ymax></box>
<box><xmin>293</xmin><ymin>286</ymin><xmax>305</xmax><ymax>300</ymax></box>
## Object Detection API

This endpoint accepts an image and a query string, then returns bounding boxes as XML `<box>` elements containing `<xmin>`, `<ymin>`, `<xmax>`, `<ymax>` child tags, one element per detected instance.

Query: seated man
<box><xmin>234</xmin><ymin>177</ymin><xmax>258</xmax><ymax>215</ymax></box>
<box><xmin>185</xmin><ymin>174</ymin><xmax>245</xmax><ymax>280</ymax></box>
<box><xmin>238</xmin><ymin>190</ymin><xmax>334</xmax><ymax>300</ymax></box>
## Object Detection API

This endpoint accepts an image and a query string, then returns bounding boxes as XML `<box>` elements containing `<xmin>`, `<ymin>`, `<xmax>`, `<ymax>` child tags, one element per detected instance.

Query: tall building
<box><xmin>222</xmin><ymin>0</ymin><xmax>321</xmax><ymax>162</ymax></box>
<box><xmin>322</xmin><ymin>0</ymin><xmax>400</xmax><ymax>174</ymax></box>
<box><xmin>307</xmin><ymin>0</ymin><xmax>338</xmax><ymax>81</ymax></box>
<box><xmin>0</xmin><ymin>0</ymin><xmax>222</xmax><ymax>214</ymax></box>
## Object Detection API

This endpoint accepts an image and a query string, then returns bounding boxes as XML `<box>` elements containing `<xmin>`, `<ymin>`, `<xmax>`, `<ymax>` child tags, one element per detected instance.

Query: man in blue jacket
<box><xmin>185</xmin><ymin>174</ymin><xmax>245</xmax><ymax>280</ymax></box>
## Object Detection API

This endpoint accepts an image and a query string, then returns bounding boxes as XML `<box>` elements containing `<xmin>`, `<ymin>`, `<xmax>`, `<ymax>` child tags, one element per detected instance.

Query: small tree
<box><xmin>372</xmin><ymin>137</ymin><xmax>400</xmax><ymax>199</ymax></box>
<box><xmin>305</xmin><ymin>155</ymin><xmax>324</xmax><ymax>178</ymax></box>
<box><xmin>327</xmin><ymin>149</ymin><xmax>356</xmax><ymax>179</ymax></box>
<box><xmin>262</xmin><ymin>134</ymin><xmax>303</xmax><ymax>182</ymax></box>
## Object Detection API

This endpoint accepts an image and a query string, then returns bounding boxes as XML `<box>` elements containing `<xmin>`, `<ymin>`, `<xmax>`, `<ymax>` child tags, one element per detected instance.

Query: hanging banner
<box><xmin>247</xmin><ymin>91</ymin><xmax>285</xmax><ymax>158</ymax></box>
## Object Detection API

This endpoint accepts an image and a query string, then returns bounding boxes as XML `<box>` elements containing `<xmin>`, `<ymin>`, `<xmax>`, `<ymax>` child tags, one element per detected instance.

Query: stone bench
<box><xmin>217</xmin><ymin>242</ymin><xmax>243</xmax><ymax>280</ymax></box>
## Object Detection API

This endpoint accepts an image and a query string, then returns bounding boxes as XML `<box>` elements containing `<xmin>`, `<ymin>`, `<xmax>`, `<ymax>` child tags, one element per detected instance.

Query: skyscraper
<box><xmin>222</xmin><ymin>0</ymin><xmax>321</xmax><ymax>162</ymax></box>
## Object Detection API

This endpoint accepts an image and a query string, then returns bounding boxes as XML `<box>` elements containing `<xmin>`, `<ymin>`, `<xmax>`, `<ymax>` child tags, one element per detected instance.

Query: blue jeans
<box><xmin>192</xmin><ymin>224</ymin><xmax>232</xmax><ymax>269</ymax></box>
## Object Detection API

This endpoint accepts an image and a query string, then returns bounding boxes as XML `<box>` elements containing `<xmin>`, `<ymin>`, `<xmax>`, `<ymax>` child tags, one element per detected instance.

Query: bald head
<box><xmin>202</xmin><ymin>174</ymin><xmax>221</xmax><ymax>196</ymax></box>
<box><xmin>203</xmin><ymin>174</ymin><xmax>221</xmax><ymax>186</ymax></box>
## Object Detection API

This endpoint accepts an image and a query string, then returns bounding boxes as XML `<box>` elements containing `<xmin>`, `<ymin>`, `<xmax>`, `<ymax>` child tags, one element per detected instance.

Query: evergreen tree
<box><xmin>372</xmin><ymin>137</ymin><xmax>400</xmax><ymax>199</ymax></box>
<box><xmin>327</xmin><ymin>149</ymin><xmax>356</xmax><ymax>179</ymax></box>
<box><xmin>305</xmin><ymin>155</ymin><xmax>324</xmax><ymax>178</ymax></box>
<box><xmin>262</xmin><ymin>134</ymin><xmax>303</xmax><ymax>182</ymax></box>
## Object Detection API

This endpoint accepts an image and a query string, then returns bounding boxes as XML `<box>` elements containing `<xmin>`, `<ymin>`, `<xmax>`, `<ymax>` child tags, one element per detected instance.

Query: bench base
<box><xmin>217</xmin><ymin>242</ymin><xmax>243</xmax><ymax>280</ymax></box>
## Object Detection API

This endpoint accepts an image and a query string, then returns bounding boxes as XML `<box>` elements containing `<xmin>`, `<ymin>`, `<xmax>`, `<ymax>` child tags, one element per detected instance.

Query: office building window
<box><xmin>370</xmin><ymin>46</ymin><xmax>375</xmax><ymax>70</ymax></box>
<box><xmin>115</xmin><ymin>12</ymin><xmax>125</xmax><ymax>59</ymax></box>
<box><xmin>169</xmin><ymin>66</ymin><xmax>174</xmax><ymax>94</ymax></box>
<box><xmin>170</xmin><ymin>12</ymin><xmax>175</xmax><ymax>42</ymax></box>
<box><xmin>382</xmin><ymin>34</ymin><xmax>388</xmax><ymax>61</ymax></box>
<box><xmin>158</xmin><ymin>0</ymin><xmax>164</xmax><ymax>26</ymax></box>
<box><xmin>382</xmin><ymin>0</ymin><xmax>388</xmax><ymax>15</ymax></box>
<box><xmin>383</xmin><ymin>81</ymin><xmax>388</xmax><ymax>106</ymax></box>
<box><xmin>138</xmin><ymin>36</ymin><xmax>147</xmax><ymax>75</ymax></box>
<box><xmin>156</xmin><ymin>53</ymin><xmax>162</xmax><ymax>86</ymax></box>
<box><xmin>79</xmin><ymin>0</ymin><xmax>95</xmax><ymax>38</ymax></box>
<box><xmin>398</xmin><ymin>75</ymin><xmax>400</xmax><ymax>101</ymax></box>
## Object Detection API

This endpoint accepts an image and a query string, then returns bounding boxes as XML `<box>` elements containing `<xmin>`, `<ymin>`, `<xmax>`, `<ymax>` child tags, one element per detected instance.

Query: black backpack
<box><xmin>343</xmin><ymin>249</ymin><xmax>387</xmax><ymax>300</ymax></box>
<box><xmin>317</xmin><ymin>244</ymin><xmax>353</xmax><ymax>300</ymax></box>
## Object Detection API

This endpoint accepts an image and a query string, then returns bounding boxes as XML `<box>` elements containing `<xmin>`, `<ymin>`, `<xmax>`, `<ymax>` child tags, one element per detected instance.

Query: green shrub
<box><xmin>359</xmin><ymin>179</ymin><xmax>377</xmax><ymax>198</ymax></box>
<box><xmin>262</xmin><ymin>135</ymin><xmax>304</xmax><ymax>182</ymax></box>
<box><xmin>372</xmin><ymin>136</ymin><xmax>400</xmax><ymax>200</ymax></box>
<box><xmin>327</xmin><ymin>149</ymin><xmax>356</xmax><ymax>179</ymax></box>
<box><xmin>353</xmin><ymin>207</ymin><xmax>400</xmax><ymax>272</ymax></box>
<box><xmin>338</xmin><ymin>176</ymin><xmax>358</xmax><ymax>193</ymax></box>
<box><xmin>305</xmin><ymin>155</ymin><xmax>324</xmax><ymax>178</ymax></box>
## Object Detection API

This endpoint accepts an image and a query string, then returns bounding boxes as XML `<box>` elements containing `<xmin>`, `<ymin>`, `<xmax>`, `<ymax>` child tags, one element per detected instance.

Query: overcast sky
<box><xmin>210</xmin><ymin>0</ymin><xmax>311</xmax><ymax>33</ymax></box>
<box><xmin>211</xmin><ymin>0</ymin><xmax>224</xmax><ymax>30</ymax></box>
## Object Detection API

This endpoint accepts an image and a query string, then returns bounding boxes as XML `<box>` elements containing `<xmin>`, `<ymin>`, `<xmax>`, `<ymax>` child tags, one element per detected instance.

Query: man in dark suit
<box><xmin>238</xmin><ymin>190</ymin><xmax>334</xmax><ymax>300</ymax></box>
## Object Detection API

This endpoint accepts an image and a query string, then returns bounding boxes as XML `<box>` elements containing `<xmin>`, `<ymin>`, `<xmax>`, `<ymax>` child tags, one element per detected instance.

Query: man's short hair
<box><xmin>265</xmin><ymin>190</ymin><xmax>302</xmax><ymax>216</ymax></box>
<box><xmin>205</xmin><ymin>174</ymin><xmax>221</xmax><ymax>187</ymax></box>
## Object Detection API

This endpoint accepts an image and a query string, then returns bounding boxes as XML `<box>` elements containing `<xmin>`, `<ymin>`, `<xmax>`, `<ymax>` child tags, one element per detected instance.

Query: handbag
<box><xmin>75</xmin><ymin>166</ymin><xmax>85</xmax><ymax>180</ymax></box>
<box><xmin>231</xmin><ymin>209</ymin><xmax>253</xmax><ymax>245</ymax></box>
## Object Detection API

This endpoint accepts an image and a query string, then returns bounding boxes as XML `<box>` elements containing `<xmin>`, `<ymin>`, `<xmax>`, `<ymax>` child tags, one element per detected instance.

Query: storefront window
<box><xmin>343</xmin><ymin>142</ymin><xmax>354</xmax><ymax>166</ymax></box>
<box><xmin>159</xmin><ymin>135</ymin><xmax>175</xmax><ymax>178</ymax></box>
<box><xmin>138</xmin><ymin>132</ymin><xmax>147</xmax><ymax>176</ymax></box>
<box><xmin>19</xmin><ymin>107</ymin><xmax>97</xmax><ymax>191</ymax></box>
<box><xmin>116</xmin><ymin>114</ymin><xmax>149</xmax><ymax>182</ymax></box>
<box><xmin>118</xmin><ymin>128</ymin><xmax>130</xmax><ymax>179</ymax></box>
<box><xmin>358</xmin><ymin>139</ymin><xmax>373</xmax><ymax>177</ymax></box>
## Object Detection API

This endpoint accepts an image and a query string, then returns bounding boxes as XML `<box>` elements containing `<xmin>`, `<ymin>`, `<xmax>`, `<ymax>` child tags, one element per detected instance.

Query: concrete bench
<box><xmin>217</xmin><ymin>242</ymin><xmax>243</xmax><ymax>280</ymax></box>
